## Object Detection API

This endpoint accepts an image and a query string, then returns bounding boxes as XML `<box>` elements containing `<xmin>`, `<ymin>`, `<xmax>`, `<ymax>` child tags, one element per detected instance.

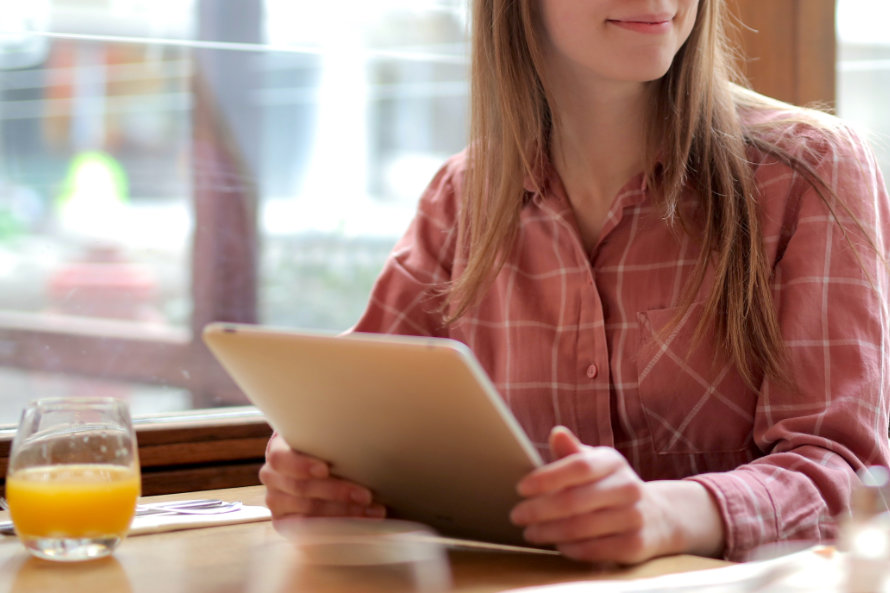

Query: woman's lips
<box><xmin>607</xmin><ymin>17</ymin><xmax>673</xmax><ymax>34</ymax></box>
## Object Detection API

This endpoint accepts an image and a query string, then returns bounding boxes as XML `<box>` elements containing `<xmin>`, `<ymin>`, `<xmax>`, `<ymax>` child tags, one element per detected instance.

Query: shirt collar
<box><xmin>523</xmin><ymin>150</ymin><xmax>662</xmax><ymax>208</ymax></box>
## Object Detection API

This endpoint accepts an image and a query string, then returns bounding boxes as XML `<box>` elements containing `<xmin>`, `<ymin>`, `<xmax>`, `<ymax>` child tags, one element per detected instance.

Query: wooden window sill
<box><xmin>0</xmin><ymin>406</ymin><xmax>272</xmax><ymax>496</ymax></box>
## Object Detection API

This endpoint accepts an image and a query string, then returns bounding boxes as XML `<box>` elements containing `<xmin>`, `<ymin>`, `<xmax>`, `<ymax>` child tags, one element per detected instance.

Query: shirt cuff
<box><xmin>685</xmin><ymin>471</ymin><xmax>779</xmax><ymax>561</ymax></box>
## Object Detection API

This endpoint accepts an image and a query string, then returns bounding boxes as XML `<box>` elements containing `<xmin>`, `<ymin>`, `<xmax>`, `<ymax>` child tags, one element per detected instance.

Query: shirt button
<box><xmin>586</xmin><ymin>364</ymin><xmax>598</xmax><ymax>379</ymax></box>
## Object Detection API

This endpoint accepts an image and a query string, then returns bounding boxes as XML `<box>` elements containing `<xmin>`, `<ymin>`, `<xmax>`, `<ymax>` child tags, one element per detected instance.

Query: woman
<box><xmin>261</xmin><ymin>0</ymin><xmax>890</xmax><ymax>563</ymax></box>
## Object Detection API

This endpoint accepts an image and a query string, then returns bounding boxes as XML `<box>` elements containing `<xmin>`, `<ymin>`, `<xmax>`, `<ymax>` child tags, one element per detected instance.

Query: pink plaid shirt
<box><xmin>352</xmin><ymin>111</ymin><xmax>890</xmax><ymax>560</ymax></box>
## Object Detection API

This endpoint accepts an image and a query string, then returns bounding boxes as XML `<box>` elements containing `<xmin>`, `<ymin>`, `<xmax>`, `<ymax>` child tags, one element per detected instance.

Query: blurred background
<box><xmin>0</xmin><ymin>0</ymin><xmax>469</xmax><ymax>421</ymax></box>
<box><xmin>0</xmin><ymin>0</ymin><xmax>886</xmax><ymax>423</ymax></box>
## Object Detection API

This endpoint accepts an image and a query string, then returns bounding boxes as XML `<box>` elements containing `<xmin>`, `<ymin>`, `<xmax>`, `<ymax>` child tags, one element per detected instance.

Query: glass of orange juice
<box><xmin>5</xmin><ymin>397</ymin><xmax>140</xmax><ymax>562</ymax></box>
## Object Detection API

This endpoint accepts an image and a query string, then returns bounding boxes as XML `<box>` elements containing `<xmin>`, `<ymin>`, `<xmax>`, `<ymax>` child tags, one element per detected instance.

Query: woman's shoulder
<box><xmin>420</xmin><ymin>149</ymin><xmax>469</xmax><ymax>200</ymax></box>
<box><xmin>735</xmin><ymin>87</ymin><xmax>874</xmax><ymax>167</ymax></box>
<box><xmin>411</xmin><ymin>149</ymin><xmax>470</xmax><ymax>225</ymax></box>
<box><xmin>431</xmin><ymin>149</ymin><xmax>470</xmax><ymax>184</ymax></box>
<box><xmin>735</xmin><ymin>88</ymin><xmax>887</xmax><ymax>232</ymax></box>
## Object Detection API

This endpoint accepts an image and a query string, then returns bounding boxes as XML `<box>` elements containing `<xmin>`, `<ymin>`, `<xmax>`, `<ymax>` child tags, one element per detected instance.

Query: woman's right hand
<box><xmin>259</xmin><ymin>432</ymin><xmax>387</xmax><ymax>519</ymax></box>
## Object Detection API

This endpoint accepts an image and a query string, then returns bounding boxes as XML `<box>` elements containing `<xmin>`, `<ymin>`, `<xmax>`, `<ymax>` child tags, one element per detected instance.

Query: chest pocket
<box><xmin>635</xmin><ymin>304</ymin><xmax>757</xmax><ymax>455</ymax></box>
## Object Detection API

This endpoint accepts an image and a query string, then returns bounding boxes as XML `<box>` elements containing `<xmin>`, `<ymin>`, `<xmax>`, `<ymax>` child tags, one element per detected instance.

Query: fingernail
<box><xmin>309</xmin><ymin>463</ymin><xmax>328</xmax><ymax>478</ymax></box>
<box><xmin>550</xmin><ymin>425</ymin><xmax>575</xmax><ymax>440</ymax></box>
<box><xmin>516</xmin><ymin>478</ymin><xmax>533</xmax><ymax>497</ymax></box>
<box><xmin>510</xmin><ymin>507</ymin><xmax>526</xmax><ymax>525</ymax></box>
<box><xmin>350</xmin><ymin>489</ymin><xmax>372</xmax><ymax>505</ymax></box>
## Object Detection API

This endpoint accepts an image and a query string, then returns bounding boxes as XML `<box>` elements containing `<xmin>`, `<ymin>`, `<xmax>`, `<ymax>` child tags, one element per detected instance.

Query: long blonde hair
<box><xmin>450</xmin><ymin>0</ymin><xmax>867</xmax><ymax>388</ymax></box>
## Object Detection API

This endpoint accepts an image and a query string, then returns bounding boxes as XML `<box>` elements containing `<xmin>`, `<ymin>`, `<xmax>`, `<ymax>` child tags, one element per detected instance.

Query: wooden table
<box><xmin>0</xmin><ymin>486</ymin><xmax>731</xmax><ymax>593</ymax></box>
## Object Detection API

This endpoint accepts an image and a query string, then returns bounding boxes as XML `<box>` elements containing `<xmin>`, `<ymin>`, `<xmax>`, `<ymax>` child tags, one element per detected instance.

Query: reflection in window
<box><xmin>0</xmin><ymin>0</ymin><xmax>470</xmax><ymax>421</ymax></box>
<box><xmin>0</xmin><ymin>36</ymin><xmax>192</xmax><ymax>325</ymax></box>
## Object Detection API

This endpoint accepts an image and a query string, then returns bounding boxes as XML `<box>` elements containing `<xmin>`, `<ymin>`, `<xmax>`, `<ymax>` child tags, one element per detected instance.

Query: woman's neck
<box><xmin>546</xmin><ymin>79</ymin><xmax>654</xmax><ymax>252</ymax></box>
<box><xmin>549</xmin><ymin>80</ymin><xmax>653</xmax><ymax>205</ymax></box>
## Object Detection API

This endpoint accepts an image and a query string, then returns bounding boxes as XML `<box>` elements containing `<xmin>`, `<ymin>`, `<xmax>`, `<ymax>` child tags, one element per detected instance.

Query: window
<box><xmin>0</xmin><ymin>0</ymin><xmax>471</xmax><ymax>423</ymax></box>
<box><xmin>837</xmin><ymin>0</ymin><xmax>890</xmax><ymax>183</ymax></box>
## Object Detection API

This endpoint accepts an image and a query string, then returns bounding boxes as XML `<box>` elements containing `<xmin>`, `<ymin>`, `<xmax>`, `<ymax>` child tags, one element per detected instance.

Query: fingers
<box><xmin>260</xmin><ymin>462</ymin><xmax>373</xmax><ymax>503</ymax></box>
<box><xmin>520</xmin><ymin>502</ymin><xmax>645</xmax><ymax>545</ymax></box>
<box><xmin>261</xmin><ymin>463</ymin><xmax>386</xmax><ymax>520</ymax></box>
<box><xmin>517</xmin><ymin>442</ymin><xmax>627</xmax><ymax>497</ymax></box>
<box><xmin>511</xmin><ymin>469</ymin><xmax>643</xmax><ymax>525</ymax></box>
<box><xmin>265</xmin><ymin>433</ymin><xmax>330</xmax><ymax>480</ymax></box>
<box><xmin>511</xmin><ymin>429</ymin><xmax>657</xmax><ymax>563</ymax></box>
<box><xmin>265</xmin><ymin>487</ymin><xmax>386</xmax><ymax>519</ymax></box>
<box><xmin>549</xmin><ymin>425</ymin><xmax>583</xmax><ymax>459</ymax></box>
<box><xmin>260</xmin><ymin>434</ymin><xmax>385</xmax><ymax>520</ymax></box>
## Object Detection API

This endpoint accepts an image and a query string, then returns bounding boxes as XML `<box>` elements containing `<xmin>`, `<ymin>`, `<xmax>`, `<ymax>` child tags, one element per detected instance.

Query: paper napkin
<box><xmin>128</xmin><ymin>504</ymin><xmax>272</xmax><ymax>536</ymax></box>
<box><xmin>500</xmin><ymin>546</ymin><xmax>837</xmax><ymax>593</ymax></box>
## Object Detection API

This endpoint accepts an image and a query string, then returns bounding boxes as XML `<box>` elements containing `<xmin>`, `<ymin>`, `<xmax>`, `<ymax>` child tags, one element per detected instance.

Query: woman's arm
<box><xmin>688</xmin><ymin>126</ymin><xmax>890</xmax><ymax>559</ymax></box>
<box><xmin>350</xmin><ymin>154</ymin><xmax>464</xmax><ymax>337</ymax></box>
<box><xmin>511</xmin><ymin>427</ymin><xmax>725</xmax><ymax>563</ymax></box>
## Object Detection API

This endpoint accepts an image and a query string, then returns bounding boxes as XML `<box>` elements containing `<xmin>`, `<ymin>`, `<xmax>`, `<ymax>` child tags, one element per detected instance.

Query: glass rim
<box><xmin>24</xmin><ymin>396</ymin><xmax>130</xmax><ymax>410</ymax></box>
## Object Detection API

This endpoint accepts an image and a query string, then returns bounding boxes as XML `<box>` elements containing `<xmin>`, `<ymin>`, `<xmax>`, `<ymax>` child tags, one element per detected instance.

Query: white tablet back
<box><xmin>202</xmin><ymin>322</ymin><xmax>543</xmax><ymax>546</ymax></box>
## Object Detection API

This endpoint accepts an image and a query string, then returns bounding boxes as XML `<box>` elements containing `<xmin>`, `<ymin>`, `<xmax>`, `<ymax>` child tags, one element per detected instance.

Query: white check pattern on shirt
<box><xmin>352</xmin><ymin>113</ymin><xmax>890</xmax><ymax>561</ymax></box>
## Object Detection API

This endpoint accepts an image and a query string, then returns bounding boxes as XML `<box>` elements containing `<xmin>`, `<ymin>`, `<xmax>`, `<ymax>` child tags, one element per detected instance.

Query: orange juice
<box><xmin>6</xmin><ymin>464</ymin><xmax>140</xmax><ymax>538</ymax></box>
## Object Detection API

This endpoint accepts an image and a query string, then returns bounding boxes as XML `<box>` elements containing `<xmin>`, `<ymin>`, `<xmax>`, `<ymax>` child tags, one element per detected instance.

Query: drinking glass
<box><xmin>5</xmin><ymin>397</ymin><xmax>141</xmax><ymax>562</ymax></box>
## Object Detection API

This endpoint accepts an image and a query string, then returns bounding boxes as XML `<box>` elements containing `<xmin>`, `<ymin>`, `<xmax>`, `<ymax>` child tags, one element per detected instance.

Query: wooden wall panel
<box><xmin>0</xmin><ymin>409</ymin><xmax>272</xmax><ymax>497</ymax></box>
<box><xmin>727</xmin><ymin>0</ymin><xmax>836</xmax><ymax>108</ymax></box>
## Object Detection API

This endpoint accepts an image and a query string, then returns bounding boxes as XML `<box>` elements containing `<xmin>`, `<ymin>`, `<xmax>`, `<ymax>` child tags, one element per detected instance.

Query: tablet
<box><xmin>202</xmin><ymin>322</ymin><xmax>544</xmax><ymax>546</ymax></box>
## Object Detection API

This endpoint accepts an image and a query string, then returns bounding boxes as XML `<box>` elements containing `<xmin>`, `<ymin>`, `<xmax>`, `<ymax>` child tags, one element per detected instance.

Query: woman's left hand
<box><xmin>509</xmin><ymin>426</ymin><xmax>723</xmax><ymax>564</ymax></box>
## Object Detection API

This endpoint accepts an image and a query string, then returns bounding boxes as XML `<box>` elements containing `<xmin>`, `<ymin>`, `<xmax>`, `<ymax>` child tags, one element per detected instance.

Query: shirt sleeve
<box><xmin>350</xmin><ymin>154</ymin><xmax>464</xmax><ymax>337</ymax></box>
<box><xmin>687</xmin><ymin>126</ymin><xmax>890</xmax><ymax>560</ymax></box>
